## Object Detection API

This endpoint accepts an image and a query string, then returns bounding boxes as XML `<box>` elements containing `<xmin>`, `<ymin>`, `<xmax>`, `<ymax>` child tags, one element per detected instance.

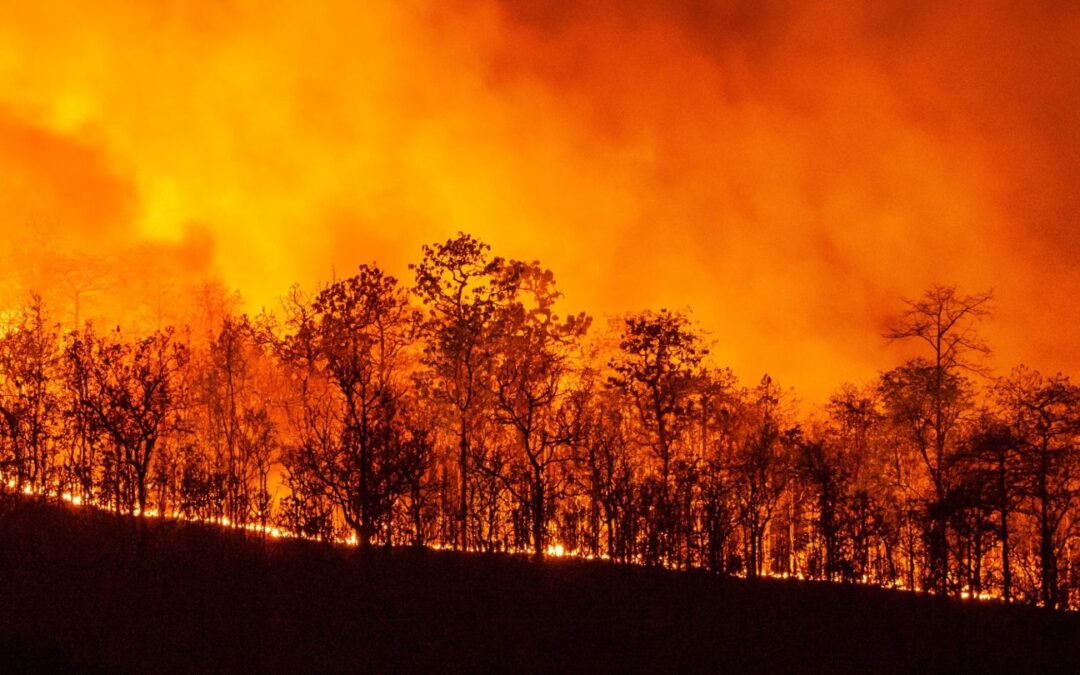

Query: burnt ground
<box><xmin>0</xmin><ymin>496</ymin><xmax>1076</xmax><ymax>673</ymax></box>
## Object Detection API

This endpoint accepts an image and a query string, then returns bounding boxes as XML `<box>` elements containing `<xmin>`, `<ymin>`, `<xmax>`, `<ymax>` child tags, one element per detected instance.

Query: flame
<box><xmin>545</xmin><ymin>543</ymin><xmax>567</xmax><ymax>558</ymax></box>
<box><xmin>0</xmin><ymin>468</ymin><xmax>1059</xmax><ymax>610</ymax></box>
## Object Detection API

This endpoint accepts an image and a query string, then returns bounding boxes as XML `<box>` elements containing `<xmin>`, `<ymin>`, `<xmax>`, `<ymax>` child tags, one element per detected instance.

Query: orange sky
<box><xmin>1</xmin><ymin>0</ymin><xmax>1078</xmax><ymax>402</ymax></box>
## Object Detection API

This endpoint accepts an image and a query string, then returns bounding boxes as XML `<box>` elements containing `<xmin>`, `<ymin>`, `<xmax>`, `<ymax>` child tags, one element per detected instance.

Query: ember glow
<box><xmin>1</xmin><ymin>1</ymin><xmax>1079</xmax><ymax>612</ymax></box>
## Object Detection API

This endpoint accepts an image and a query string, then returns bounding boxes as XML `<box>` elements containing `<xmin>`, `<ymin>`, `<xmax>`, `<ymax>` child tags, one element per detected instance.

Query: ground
<box><xmin>0</xmin><ymin>496</ymin><xmax>1076</xmax><ymax>673</ymax></box>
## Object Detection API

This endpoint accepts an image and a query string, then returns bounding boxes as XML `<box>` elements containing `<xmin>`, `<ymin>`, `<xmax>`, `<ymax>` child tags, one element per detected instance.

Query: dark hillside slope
<box><xmin>0</xmin><ymin>496</ymin><xmax>1076</xmax><ymax>673</ymax></box>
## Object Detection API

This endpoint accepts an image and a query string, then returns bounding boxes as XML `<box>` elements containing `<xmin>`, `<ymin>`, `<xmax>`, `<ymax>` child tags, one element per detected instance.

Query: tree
<box><xmin>277</xmin><ymin>264</ymin><xmax>421</xmax><ymax>547</ymax></box>
<box><xmin>825</xmin><ymin>384</ymin><xmax>890</xmax><ymax>582</ymax></box>
<box><xmin>411</xmin><ymin>233</ymin><xmax>503</xmax><ymax>551</ymax></box>
<box><xmin>689</xmin><ymin>367</ymin><xmax>739</xmax><ymax>572</ymax></box>
<box><xmin>48</xmin><ymin>252</ymin><xmax>112</xmax><ymax>332</ymax></box>
<box><xmin>885</xmin><ymin>284</ymin><xmax>991</xmax><ymax>593</ymax></box>
<box><xmin>608</xmin><ymin>309</ymin><xmax>705</xmax><ymax>564</ymax></box>
<box><xmin>197</xmin><ymin>315</ymin><xmax>269</xmax><ymax>525</ymax></box>
<box><xmin>64</xmin><ymin>326</ymin><xmax>189</xmax><ymax>514</ymax></box>
<box><xmin>963</xmin><ymin>411</ymin><xmax>1021</xmax><ymax>602</ymax></box>
<box><xmin>879</xmin><ymin>360</ymin><xmax>976</xmax><ymax>591</ymax></box>
<box><xmin>574</xmin><ymin>384</ymin><xmax>636</xmax><ymax>561</ymax></box>
<box><xmin>199</xmin><ymin>315</ymin><xmax>247</xmax><ymax>520</ymax></box>
<box><xmin>731</xmin><ymin>375</ymin><xmax>797</xmax><ymax>577</ymax></box>
<box><xmin>237</xmin><ymin>406</ymin><xmax>278</xmax><ymax>533</ymax></box>
<box><xmin>485</xmin><ymin>260</ymin><xmax>590</xmax><ymax>558</ymax></box>
<box><xmin>0</xmin><ymin>294</ymin><xmax>60</xmax><ymax>493</ymax></box>
<box><xmin>796</xmin><ymin>435</ymin><xmax>850</xmax><ymax>581</ymax></box>
<box><xmin>995</xmin><ymin>367</ymin><xmax>1080</xmax><ymax>608</ymax></box>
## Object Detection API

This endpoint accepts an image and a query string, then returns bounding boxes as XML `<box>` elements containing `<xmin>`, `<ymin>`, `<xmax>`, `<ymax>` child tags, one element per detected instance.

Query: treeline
<box><xmin>0</xmin><ymin>234</ymin><xmax>1077</xmax><ymax>609</ymax></box>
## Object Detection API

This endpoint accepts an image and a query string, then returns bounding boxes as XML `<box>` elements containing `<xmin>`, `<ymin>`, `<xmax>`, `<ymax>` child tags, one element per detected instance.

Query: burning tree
<box><xmin>411</xmin><ymin>233</ymin><xmax>503</xmax><ymax>550</ymax></box>
<box><xmin>884</xmin><ymin>284</ymin><xmax>991</xmax><ymax>594</ymax></box>
<box><xmin>608</xmin><ymin>308</ymin><xmax>705</xmax><ymax>565</ymax></box>
<box><xmin>0</xmin><ymin>240</ymin><xmax>1077</xmax><ymax>611</ymax></box>
<box><xmin>0</xmin><ymin>294</ymin><xmax>61</xmax><ymax>494</ymax></box>
<box><xmin>995</xmin><ymin>367</ymin><xmax>1080</xmax><ymax>609</ymax></box>
<box><xmin>275</xmin><ymin>264</ymin><xmax>422</xmax><ymax>547</ymax></box>
<box><xmin>63</xmin><ymin>325</ymin><xmax>189</xmax><ymax>515</ymax></box>
<box><xmin>485</xmin><ymin>260</ymin><xmax>590</xmax><ymax>558</ymax></box>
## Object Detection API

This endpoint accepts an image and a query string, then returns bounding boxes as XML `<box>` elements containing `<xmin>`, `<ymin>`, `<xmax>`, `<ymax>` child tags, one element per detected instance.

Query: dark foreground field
<box><xmin>0</xmin><ymin>498</ymin><xmax>1076</xmax><ymax>673</ymax></box>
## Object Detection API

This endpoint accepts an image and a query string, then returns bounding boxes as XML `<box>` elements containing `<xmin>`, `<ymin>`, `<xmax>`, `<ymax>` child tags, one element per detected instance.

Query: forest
<box><xmin>1</xmin><ymin>232</ymin><xmax>1078</xmax><ymax>610</ymax></box>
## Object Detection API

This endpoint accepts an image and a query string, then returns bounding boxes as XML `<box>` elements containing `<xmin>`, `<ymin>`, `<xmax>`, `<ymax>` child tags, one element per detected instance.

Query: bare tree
<box><xmin>573</xmin><ymin>384</ymin><xmax>635</xmax><ymax>560</ymax></box>
<box><xmin>885</xmin><ymin>284</ymin><xmax>991</xmax><ymax>593</ymax></box>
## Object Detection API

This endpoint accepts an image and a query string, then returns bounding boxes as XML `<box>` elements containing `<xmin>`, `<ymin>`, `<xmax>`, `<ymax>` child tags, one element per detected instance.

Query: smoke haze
<box><xmin>1</xmin><ymin>0</ymin><xmax>1078</xmax><ymax>400</ymax></box>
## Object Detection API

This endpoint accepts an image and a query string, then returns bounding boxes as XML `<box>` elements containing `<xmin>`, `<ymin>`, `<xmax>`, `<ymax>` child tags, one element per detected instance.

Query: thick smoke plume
<box><xmin>1</xmin><ymin>0</ymin><xmax>1077</xmax><ymax>399</ymax></box>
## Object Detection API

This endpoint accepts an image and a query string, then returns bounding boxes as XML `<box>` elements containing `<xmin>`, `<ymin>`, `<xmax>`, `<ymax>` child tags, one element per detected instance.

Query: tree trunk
<box><xmin>998</xmin><ymin>457</ymin><xmax>1012</xmax><ymax>602</ymax></box>
<box><xmin>532</xmin><ymin>468</ymin><xmax>545</xmax><ymax>560</ymax></box>
<box><xmin>458</xmin><ymin>415</ymin><xmax>468</xmax><ymax>551</ymax></box>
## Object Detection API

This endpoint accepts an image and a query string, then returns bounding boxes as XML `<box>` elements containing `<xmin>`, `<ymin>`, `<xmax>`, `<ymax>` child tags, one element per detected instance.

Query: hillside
<box><xmin>0</xmin><ymin>496</ymin><xmax>1076</xmax><ymax>673</ymax></box>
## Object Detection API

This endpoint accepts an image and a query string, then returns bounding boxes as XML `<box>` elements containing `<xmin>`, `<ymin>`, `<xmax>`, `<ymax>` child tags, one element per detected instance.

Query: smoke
<box><xmin>0</xmin><ymin>0</ymin><xmax>1077</xmax><ymax>399</ymax></box>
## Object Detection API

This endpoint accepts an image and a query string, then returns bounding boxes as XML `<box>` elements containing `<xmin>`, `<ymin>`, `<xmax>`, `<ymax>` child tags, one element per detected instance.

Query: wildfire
<box><xmin>545</xmin><ymin>543</ymin><xmax>567</xmax><ymax>558</ymax></box>
<box><xmin>960</xmin><ymin>590</ymin><xmax>999</xmax><ymax>602</ymax></box>
<box><xmin>0</xmin><ymin>473</ymin><xmax>1060</xmax><ymax>610</ymax></box>
<box><xmin>0</xmin><ymin>5</ymin><xmax>1077</xmax><ymax>635</ymax></box>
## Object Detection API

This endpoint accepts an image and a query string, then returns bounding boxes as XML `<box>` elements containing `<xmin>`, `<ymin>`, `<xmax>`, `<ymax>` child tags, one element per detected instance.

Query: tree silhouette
<box><xmin>0</xmin><ymin>295</ymin><xmax>60</xmax><ymax>493</ymax></box>
<box><xmin>608</xmin><ymin>309</ymin><xmax>705</xmax><ymax>564</ymax></box>
<box><xmin>279</xmin><ymin>264</ymin><xmax>418</xmax><ymax>547</ymax></box>
<box><xmin>995</xmin><ymin>367</ymin><xmax>1080</xmax><ymax>608</ymax></box>
<box><xmin>411</xmin><ymin>233</ymin><xmax>502</xmax><ymax>551</ymax></box>
<box><xmin>885</xmin><ymin>285</ymin><xmax>991</xmax><ymax>594</ymax></box>
<box><xmin>0</xmin><ymin>240</ymin><xmax>1077</xmax><ymax>610</ymax></box>
<box><xmin>486</xmin><ymin>260</ymin><xmax>589</xmax><ymax>558</ymax></box>
<box><xmin>64</xmin><ymin>325</ymin><xmax>188</xmax><ymax>514</ymax></box>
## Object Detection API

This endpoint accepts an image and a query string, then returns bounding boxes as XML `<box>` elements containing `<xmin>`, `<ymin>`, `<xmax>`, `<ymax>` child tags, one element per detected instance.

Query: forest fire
<box><xmin>1</xmin><ymin>234</ymin><xmax>1080</xmax><ymax>611</ymax></box>
<box><xmin>2</xmin><ymin>464</ymin><xmax>1028</xmax><ymax>619</ymax></box>
<box><xmin>0</xmin><ymin>3</ymin><xmax>1079</xmax><ymax>670</ymax></box>
<box><xmin>0</xmin><ymin>470</ymin><xmax>1022</xmax><ymax>611</ymax></box>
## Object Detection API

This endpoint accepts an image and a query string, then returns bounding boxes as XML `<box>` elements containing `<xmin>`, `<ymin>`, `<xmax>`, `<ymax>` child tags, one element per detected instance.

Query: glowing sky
<box><xmin>1</xmin><ymin>0</ymin><xmax>1078</xmax><ymax>401</ymax></box>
